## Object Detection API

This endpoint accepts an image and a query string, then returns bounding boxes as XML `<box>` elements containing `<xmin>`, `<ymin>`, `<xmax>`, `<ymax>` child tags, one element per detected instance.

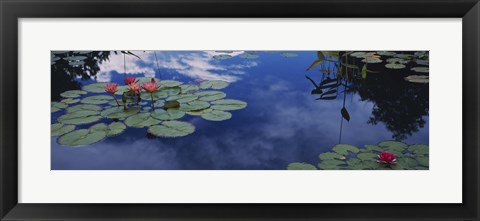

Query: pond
<box><xmin>51</xmin><ymin>51</ymin><xmax>429</xmax><ymax>170</ymax></box>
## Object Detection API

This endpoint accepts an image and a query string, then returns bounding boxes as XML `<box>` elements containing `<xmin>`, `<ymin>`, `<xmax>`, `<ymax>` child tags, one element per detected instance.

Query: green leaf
<box><xmin>125</xmin><ymin>113</ymin><xmax>162</xmax><ymax>128</ymax></box>
<box><xmin>201</xmin><ymin>110</ymin><xmax>232</xmax><ymax>121</ymax></box>
<box><xmin>179</xmin><ymin>101</ymin><xmax>211</xmax><ymax>111</ymax></box>
<box><xmin>151</xmin><ymin>108</ymin><xmax>185</xmax><ymax>120</ymax></box>
<box><xmin>89</xmin><ymin>123</ymin><xmax>108</xmax><ymax>132</ymax></box>
<box><xmin>51</xmin><ymin>123</ymin><xmax>75</xmax><ymax>136</ymax></box>
<box><xmin>361</xmin><ymin>64</ymin><xmax>367</xmax><ymax>79</ymax></box>
<box><xmin>52</xmin><ymin>102</ymin><xmax>68</xmax><ymax>109</ymax></box>
<box><xmin>213</xmin><ymin>54</ymin><xmax>232</xmax><ymax>60</ymax></box>
<box><xmin>385</xmin><ymin>63</ymin><xmax>406</xmax><ymax>69</ymax></box>
<box><xmin>361</xmin><ymin>57</ymin><xmax>382</xmax><ymax>63</ymax></box>
<box><xmin>306</xmin><ymin>59</ymin><xmax>324</xmax><ymax>71</ymax></box>
<box><xmin>319</xmin><ymin>152</ymin><xmax>346</xmax><ymax>161</ymax></box>
<box><xmin>160</xmin><ymin>80</ymin><xmax>183</xmax><ymax>87</ymax></box>
<box><xmin>186</xmin><ymin>108</ymin><xmax>213</xmax><ymax>116</ymax></box>
<box><xmin>81</xmin><ymin>95</ymin><xmax>113</xmax><ymax>104</ymax></box>
<box><xmin>136</xmin><ymin>77</ymin><xmax>161</xmax><ymax>85</ymax></box>
<box><xmin>107</xmin><ymin>122</ymin><xmax>127</xmax><ymax>137</ymax></box>
<box><xmin>376</xmin><ymin>51</ymin><xmax>396</xmax><ymax>56</ymax></box>
<box><xmin>82</xmin><ymin>82</ymin><xmax>109</xmax><ymax>93</ymax></box>
<box><xmin>164</xmin><ymin>100</ymin><xmax>180</xmax><ymax>109</ymax></box>
<box><xmin>357</xmin><ymin>152</ymin><xmax>378</xmax><ymax>161</ymax></box>
<box><xmin>347</xmin><ymin>159</ymin><xmax>381</xmax><ymax>170</ymax></box>
<box><xmin>57</xmin><ymin>129</ymin><xmax>106</xmax><ymax>147</ymax></box>
<box><xmin>180</xmin><ymin>84</ymin><xmax>199</xmax><ymax>94</ymax></box>
<box><xmin>364</xmin><ymin>145</ymin><xmax>384</xmax><ymax>152</ymax></box>
<box><xmin>100</xmin><ymin>106</ymin><xmax>140</xmax><ymax>119</ymax></box>
<box><xmin>318</xmin><ymin>160</ymin><xmax>346</xmax><ymax>170</ymax></box>
<box><xmin>408</xmin><ymin>144</ymin><xmax>429</xmax><ymax>156</ymax></box>
<box><xmin>416</xmin><ymin>156</ymin><xmax>429</xmax><ymax>167</ymax></box>
<box><xmin>66</xmin><ymin>104</ymin><xmax>102</xmax><ymax>113</ymax></box>
<box><xmin>240</xmin><ymin>53</ymin><xmax>259</xmax><ymax>59</ymax></box>
<box><xmin>404</xmin><ymin>75</ymin><xmax>429</xmax><ymax>83</ymax></box>
<box><xmin>153</xmin><ymin>100</ymin><xmax>165</xmax><ymax>107</ymax></box>
<box><xmin>60</xmin><ymin>90</ymin><xmax>87</xmax><ymax>98</ymax></box>
<box><xmin>210</xmin><ymin>99</ymin><xmax>247</xmax><ymax>111</ymax></box>
<box><xmin>61</xmin><ymin>98</ymin><xmax>80</xmax><ymax>104</ymax></box>
<box><xmin>166</xmin><ymin>94</ymin><xmax>199</xmax><ymax>103</ymax></box>
<box><xmin>394</xmin><ymin>157</ymin><xmax>419</xmax><ymax>170</ymax></box>
<box><xmin>377</xmin><ymin>141</ymin><xmax>407</xmax><ymax>153</ymax></box>
<box><xmin>280</xmin><ymin>53</ymin><xmax>298</xmax><ymax>58</ymax></box>
<box><xmin>287</xmin><ymin>162</ymin><xmax>316</xmax><ymax>170</ymax></box>
<box><xmin>199</xmin><ymin>80</ymin><xmax>230</xmax><ymax>90</ymax></box>
<box><xmin>148</xmin><ymin>121</ymin><xmax>195</xmax><ymax>137</ymax></box>
<box><xmin>195</xmin><ymin>91</ymin><xmax>226</xmax><ymax>102</ymax></box>
<box><xmin>332</xmin><ymin>144</ymin><xmax>360</xmax><ymax>155</ymax></box>
<box><xmin>57</xmin><ymin>110</ymin><xmax>101</xmax><ymax>125</ymax></box>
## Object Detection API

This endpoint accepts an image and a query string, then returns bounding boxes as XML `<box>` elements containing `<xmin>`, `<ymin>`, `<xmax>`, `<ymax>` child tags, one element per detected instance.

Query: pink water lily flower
<box><xmin>377</xmin><ymin>151</ymin><xmax>397</xmax><ymax>165</ymax></box>
<box><xmin>142</xmin><ymin>79</ymin><xmax>159</xmax><ymax>93</ymax></box>
<box><xmin>105</xmin><ymin>83</ymin><xmax>119</xmax><ymax>94</ymax></box>
<box><xmin>124</xmin><ymin>77</ymin><xmax>136</xmax><ymax>85</ymax></box>
<box><xmin>128</xmin><ymin>82</ymin><xmax>142</xmax><ymax>95</ymax></box>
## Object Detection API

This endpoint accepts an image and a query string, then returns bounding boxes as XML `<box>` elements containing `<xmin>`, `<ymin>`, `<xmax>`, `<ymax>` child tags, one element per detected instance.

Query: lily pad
<box><xmin>148</xmin><ymin>121</ymin><xmax>195</xmax><ymax>137</ymax></box>
<box><xmin>287</xmin><ymin>162</ymin><xmax>316</xmax><ymax>170</ymax></box>
<box><xmin>163</xmin><ymin>100</ymin><xmax>180</xmax><ymax>109</ymax></box>
<box><xmin>60</xmin><ymin>90</ymin><xmax>87</xmax><ymax>98</ymax></box>
<box><xmin>280</xmin><ymin>53</ymin><xmax>298</xmax><ymax>58</ymax></box>
<box><xmin>394</xmin><ymin>157</ymin><xmax>418</xmax><ymax>169</ymax></box>
<box><xmin>61</xmin><ymin>98</ymin><xmax>80</xmax><ymax>104</ymax></box>
<box><xmin>81</xmin><ymin>95</ymin><xmax>113</xmax><ymax>104</ymax></box>
<box><xmin>201</xmin><ymin>110</ymin><xmax>232</xmax><ymax>121</ymax></box>
<box><xmin>357</xmin><ymin>152</ymin><xmax>378</xmax><ymax>161</ymax></box>
<box><xmin>153</xmin><ymin>100</ymin><xmax>165</xmax><ymax>107</ymax></box>
<box><xmin>408</xmin><ymin>144</ymin><xmax>429</xmax><ymax>156</ymax></box>
<box><xmin>378</xmin><ymin>141</ymin><xmax>407</xmax><ymax>154</ymax></box>
<box><xmin>394</xmin><ymin>54</ymin><xmax>413</xmax><ymax>59</ymax></box>
<box><xmin>385</xmin><ymin>63</ymin><xmax>406</xmax><ymax>69</ymax></box>
<box><xmin>186</xmin><ymin>108</ymin><xmax>213</xmax><ymax>116</ymax></box>
<box><xmin>319</xmin><ymin>152</ymin><xmax>345</xmax><ymax>161</ymax></box>
<box><xmin>415</xmin><ymin>59</ymin><xmax>429</xmax><ymax>65</ymax></box>
<box><xmin>180</xmin><ymin>84</ymin><xmax>199</xmax><ymax>94</ymax></box>
<box><xmin>179</xmin><ymin>101</ymin><xmax>211</xmax><ymax>111</ymax></box>
<box><xmin>66</xmin><ymin>104</ymin><xmax>102</xmax><ymax>113</ymax></box>
<box><xmin>404</xmin><ymin>75</ymin><xmax>429</xmax><ymax>83</ymax></box>
<box><xmin>160</xmin><ymin>80</ymin><xmax>183</xmax><ymax>87</ymax></box>
<box><xmin>347</xmin><ymin>159</ymin><xmax>381</xmax><ymax>170</ymax></box>
<box><xmin>107</xmin><ymin>122</ymin><xmax>127</xmax><ymax>136</ymax></box>
<box><xmin>213</xmin><ymin>54</ymin><xmax>232</xmax><ymax>60</ymax></box>
<box><xmin>136</xmin><ymin>77</ymin><xmax>161</xmax><ymax>85</ymax></box>
<box><xmin>89</xmin><ymin>123</ymin><xmax>108</xmax><ymax>132</ymax></box>
<box><xmin>199</xmin><ymin>80</ymin><xmax>229</xmax><ymax>90</ymax></box>
<box><xmin>82</xmin><ymin>82</ymin><xmax>109</xmax><ymax>93</ymax></box>
<box><xmin>195</xmin><ymin>91</ymin><xmax>226</xmax><ymax>101</ymax></box>
<box><xmin>332</xmin><ymin>144</ymin><xmax>360</xmax><ymax>155</ymax></box>
<box><xmin>411</xmin><ymin>67</ymin><xmax>429</xmax><ymax>73</ymax></box>
<box><xmin>416</xmin><ymin>156</ymin><xmax>429</xmax><ymax>167</ymax></box>
<box><xmin>125</xmin><ymin>113</ymin><xmax>162</xmax><ymax>128</ymax></box>
<box><xmin>364</xmin><ymin>145</ymin><xmax>384</xmax><ymax>152</ymax></box>
<box><xmin>386</xmin><ymin>58</ymin><xmax>408</xmax><ymax>64</ymax></box>
<box><xmin>57</xmin><ymin>110</ymin><xmax>102</xmax><ymax>125</ymax></box>
<box><xmin>376</xmin><ymin>51</ymin><xmax>396</xmax><ymax>56</ymax></box>
<box><xmin>101</xmin><ymin>106</ymin><xmax>140</xmax><ymax>119</ymax></box>
<box><xmin>52</xmin><ymin>102</ymin><xmax>68</xmax><ymax>109</ymax></box>
<box><xmin>51</xmin><ymin>123</ymin><xmax>75</xmax><ymax>136</ymax></box>
<box><xmin>211</xmin><ymin>99</ymin><xmax>247</xmax><ymax>111</ymax></box>
<box><xmin>141</xmin><ymin>87</ymin><xmax>181</xmax><ymax>100</ymax></box>
<box><xmin>361</xmin><ymin>57</ymin><xmax>383</xmax><ymax>63</ymax></box>
<box><xmin>318</xmin><ymin>159</ymin><xmax>346</xmax><ymax>170</ymax></box>
<box><xmin>114</xmin><ymin>85</ymin><xmax>129</xmax><ymax>95</ymax></box>
<box><xmin>58</xmin><ymin>129</ymin><xmax>106</xmax><ymax>147</ymax></box>
<box><xmin>166</xmin><ymin>94</ymin><xmax>199</xmax><ymax>103</ymax></box>
<box><xmin>151</xmin><ymin>108</ymin><xmax>185</xmax><ymax>120</ymax></box>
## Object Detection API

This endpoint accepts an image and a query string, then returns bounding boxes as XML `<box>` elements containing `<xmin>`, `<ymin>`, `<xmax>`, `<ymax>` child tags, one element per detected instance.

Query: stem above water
<box><xmin>151</xmin><ymin>93</ymin><xmax>155</xmax><ymax>111</ymax></box>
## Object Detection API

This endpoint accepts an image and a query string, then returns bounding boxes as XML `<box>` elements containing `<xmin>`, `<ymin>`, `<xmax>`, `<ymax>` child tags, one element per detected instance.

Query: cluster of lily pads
<box><xmin>51</xmin><ymin>77</ymin><xmax>247</xmax><ymax>147</ymax></box>
<box><xmin>51</xmin><ymin>51</ymin><xmax>93</xmax><ymax>66</ymax></box>
<box><xmin>287</xmin><ymin>140</ymin><xmax>429</xmax><ymax>170</ymax></box>
<box><xmin>348</xmin><ymin>51</ymin><xmax>429</xmax><ymax>83</ymax></box>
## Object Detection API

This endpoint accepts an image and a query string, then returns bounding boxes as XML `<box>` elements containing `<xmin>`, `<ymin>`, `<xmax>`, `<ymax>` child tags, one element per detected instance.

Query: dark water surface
<box><xmin>51</xmin><ymin>51</ymin><xmax>429</xmax><ymax>170</ymax></box>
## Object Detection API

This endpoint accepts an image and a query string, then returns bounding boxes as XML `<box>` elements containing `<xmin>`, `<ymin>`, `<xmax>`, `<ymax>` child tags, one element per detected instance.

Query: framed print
<box><xmin>1</xmin><ymin>0</ymin><xmax>479</xmax><ymax>220</ymax></box>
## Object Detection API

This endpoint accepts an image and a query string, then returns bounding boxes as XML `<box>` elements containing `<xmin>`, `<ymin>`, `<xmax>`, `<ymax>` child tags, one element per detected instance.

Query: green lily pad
<box><xmin>57</xmin><ymin>110</ymin><xmax>102</xmax><ymax>125</ymax></box>
<box><xmin>114</xmin><ymin>85</ymin><xmax>129</xmax><ymax>95</ymax></box>
<box><xmin>416</xmin><ymin>156</ymin><xmax>429</xmax><ymax>167</ymax></box>
<box><xmin>364</xmin><ymin>145</ymin><xmax>384</xmax><ymax>152</ymax></box>
<box><xmin>153</xmin><ymin>100</ymin><xmax>165</xmax><ymax>107</ymax></box>
<box><xmin>378</xmin><ymin>141</ymin><xmax>407</xmax><ymax>153</ymax></box>
<box><xmin>415</xmin><ymin>59</ymin><xmax>429</xmax><ymax>65</ymax></box>
<box><xmin>125</xmin><ymin>113</ymin><xmax>162</xmax><ymax>128</ymax></box>
<box><xmin>357</xmin><ymin>152</ymin><xmax>378</xmax><ymax>161</ymax></box>
<box><xmin>166</xmin><ymin>94</ymin><xmax>199</xmax><ymax>103</ymax></box>
<box><xmin>332</xmin><ymin>144</ymin><xmax>360</xmax><ymax>155</ymax></box>
<box><xmin>213</xmin><ymin>54</ymin><xmax>232</xmax><ymax>60</ymax></box>
<box><xmin>211</xmin><ymin>99</ymin><xmax>247</xmax><ymax>111</ymax></box>
<box><xmin>60</xmin><ymin>90</ymin><xmax>87</xmax><ymax>98</ymax></box>
<box><xmin>376</xmin><ymin>51</ymin><xmax>396</xmax><ymax>56</ymax></box>
<box><xmin>318</xmin><ymin>159</ymin><xmax>346</xmax><ymax>170</ymax></box>
<box><xmin>186</xmin><ymin>108</ymin><xmax>213</xmax><ymax>116</ymax></box>
<box><xmin>347</xmin><ymin>159</ymin><xmax>381</xmax><ymax>170</ymax></box>
<box><xmin>151</xmin><ymin>108</ymin><xmax>185</xmax><ymax>120</ymax></box>
<box><xmin>361</xmin><ymin>57</ymin><xmax>383</xmax><ymax>63</ymax></box>
<box><xmin>148</xmin><ymin>121</ymin><xmax>195</xmax><ymax>137</ymax></box>
<box><xmin>136</xmin><ymin>77</ymin><xmax>161</xmax><ymax>85</ymax></box>
<box><xmin>164</xmin><ymin>100</ymin><xmax>180</xmax><ymax>109</ymax></box>
<box><xmin>394</xmin><ymin>157</ymin><xmax>419</xmax><ymax>169</ymax></box>
<box><xmin>404</xmin><ymin>75</ymin><xmax>429</xmax><ymax>83</ymax></box>
<box><xmin>57</xmin><ymin>129</ymin><xmax>106</xmax><ymax>147</ymax></box>
<box><xmin>385</xmin><ymin>63</ymin><xmax>406</xmax><ymax>69</ymax></box>
<box><xmin>411</xmin><ymin>67</ymin><xmax>429</xmax><ymax>73</ymax></box>
<box><xmin>66</xmin><ymin>104</ymin><xmax>102</xmax><ymax>113</ymax></box>
<box><xmin>386</xmin><ymin>58</ymin><xmax>408</xmax><ymax>64</ymax></box>
<box><xmin>52</xmin><ymin>102</ymin><xmax>68</xmax><ymax>109</ymax></box>
<box><xmin>280</xmin><ymin>53</ymin><xmax>298</xmax><ymax>58</ymax></box>
<box><xmin>107</xmin><ymin>122</ymin><xmax>127</xmax><ymax>136</ymax></box>
<box><xmin>160</xmin><ymin>80</ymin><xmax>183</xmax><ymax>87</ymax></box>
<box><xmin>51</xmin><ymin>123</ymin><xmax>75</xmax><ymax>136</ymax></box>
<box><xmin>287</xmin><ymin>162</ymin><xmax>316</xmax><ymax>170</ymax></box>
<box><xmin>240</xmin><ymin>54</ymin><xmax>259</xmax><ymax>59</ymax></box>
<box><xmin>180</xmin><ymin>84</ymin><xmax>199</xmax><ymax>94</ymax></box>
<box><xmin>201</xmin><ymin>110</ymin><xmax>232</xmax><ymax>121</ymax></box>
<box><xmin>199</xmin><ymin>80</ymin><xmax>229</xmax><ymax>90</ymax></box>
<box><xmin>82</xmin><ymin>82</ymin><xmax>109</xmax><ymax>93</ymax></box>
<box><xmin>179</xmin><ymin>101</ymin><xmax>210</xmax><ymax>111</ymax></box>
<box><xmin>81</xmin><ymin>95</ymin><xmax>113</xmax><ymax>104</ymax></box>
<box><xmin>89</xmin><ymin>123</ymin><xmax>108</xmax><ymax>132</ymax></box>
<box><xmin>61</xmin><ymin>98</ymin><xmax>80</xmax><ymax>104</ymax></box>
<box><xmin>408</xmin><ymin>144</ymin><xmax>429</xmax><ymax>156</ymax></box>
<box><xmin>319</xmin><ymin>152</ymin><xmax>345</xmax><ymax>161</ymax></box>
<box><xmin>65</xmin><ymin>55</ymin><xmax>87</xmax><ymax>61</ymax></box>
<box><xmin>394</xmin><ymin>54</ymin><xmax>413</xmax><ymax>59</ymax></box>
<box><xmin>195</xmin><ymin>91</ymin><xmax>226</xmax><ymax>102</ymax></box>
<box><xmin>101</xmin><ymin>106</ymin><xmax>140</xmax><ymax>119</ymax></box>
<box><xmin>141</xmin><ymin>87</ymin><xmax>181</xmax><ymax>100</ymax></box>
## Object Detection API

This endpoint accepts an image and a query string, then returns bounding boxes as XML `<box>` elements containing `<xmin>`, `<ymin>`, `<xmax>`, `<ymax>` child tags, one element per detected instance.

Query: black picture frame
<box><xmin>1</xmin><ymin>0</ymin><xmax>479</xmax><ymax>220</ymax></box>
